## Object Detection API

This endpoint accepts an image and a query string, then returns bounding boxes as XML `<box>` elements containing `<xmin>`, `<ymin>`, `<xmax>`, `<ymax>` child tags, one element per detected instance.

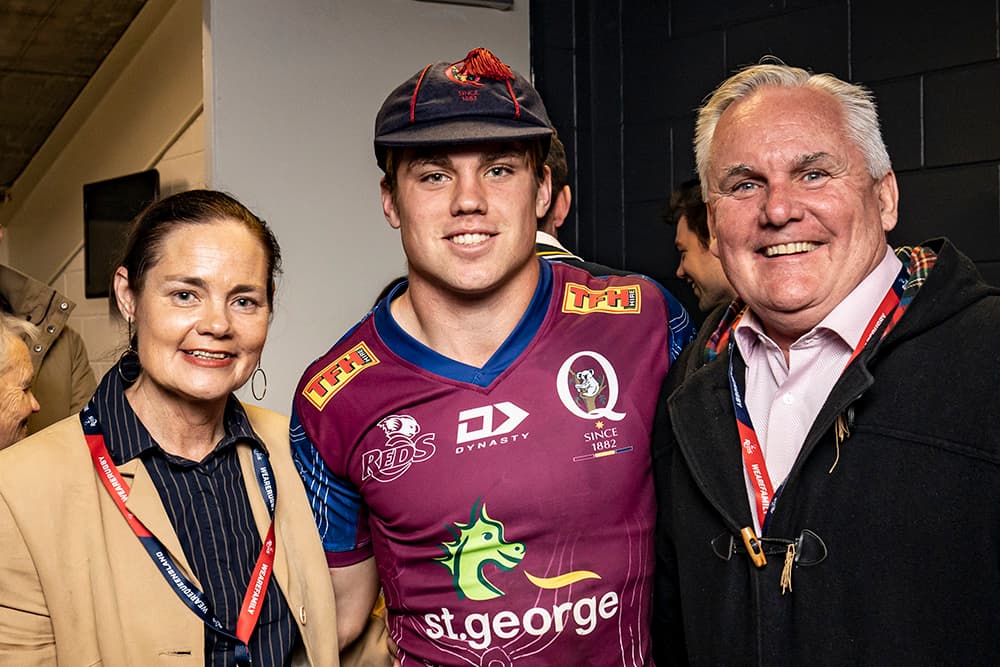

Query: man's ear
<box><xmin>381</xmin><ymin>178</ymin><xmax>402</xmax><ymax>230</ymax></box>
<box><xmin>112</xmin><ymin>267</ymin><xmax>136</xmax><ymax>322</ymax></box>
<box><xmin>534</xmin><ymin>166</ymin><xmax>553</xmax><ymax>220</ymax></box>
<box><xmin>877</xmin><ymin>170</ymin><xmax>899</xmax><ymax>232</ymax></box>
<box><xmin>549</xmin><ymin>185</ymin><xmax>573</xmax><ymax>230</ymax></box>
<box><xmin>706</xmin><ymin>203</ymin><xmax>721</xmax><ymax>258</ymax></box>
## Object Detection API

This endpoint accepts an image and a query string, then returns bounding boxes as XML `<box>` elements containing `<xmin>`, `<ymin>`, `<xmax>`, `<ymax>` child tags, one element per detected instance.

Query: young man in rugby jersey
<box><xmin>291</xmin><ymin>47</ymin><xmax>693</xmax><ymax>666</ymax></box>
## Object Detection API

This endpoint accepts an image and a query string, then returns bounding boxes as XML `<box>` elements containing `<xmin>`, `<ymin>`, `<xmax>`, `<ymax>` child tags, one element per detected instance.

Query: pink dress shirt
<box><xmin>733</xmin><ymin>245</ymin><xmax>902</xmax><ymax>531</ymax></box>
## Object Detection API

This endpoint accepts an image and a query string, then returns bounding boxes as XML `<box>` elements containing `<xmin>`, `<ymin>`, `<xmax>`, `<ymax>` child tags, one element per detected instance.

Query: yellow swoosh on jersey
<box><xmin>525</xmin><ymin>570</ymin><xmax>602</xmax><ymax>589</ymax></box>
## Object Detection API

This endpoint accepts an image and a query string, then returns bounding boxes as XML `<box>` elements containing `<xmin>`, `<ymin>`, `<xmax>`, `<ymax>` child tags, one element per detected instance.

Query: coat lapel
<box><xmin>119</xmin><ymin>457</ymin><xmax>200</xmax><ymax>585</ymax></box>
<box><xmin>668</xmin><ymin>354</ymin><xmax>757</xmax><ymax>532</ymax></box>
<box><xmin>781</xmin><ymin>356</ymin><xmax>876</xmax><ymax>489</ymax></box>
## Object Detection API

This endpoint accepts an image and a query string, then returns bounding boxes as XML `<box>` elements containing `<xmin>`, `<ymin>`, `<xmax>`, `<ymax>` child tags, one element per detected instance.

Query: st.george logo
<box><xmin>437</xmin><ymin>499</ymin><xmax>525</xmax><ymax>600</ymax></box>
<box><xmin>361</xmin><ymin>414</ymin><xmax>436</xmax><ymax>483</ymax></box>
<box><xmin>436</xmin><ymin>499</ymin><xmax>601</xmax><ymax>601</ymax></box>
<box><xmin>424</xmin><ymin>500</ymin><xmax>620</xmax><ymax>657</ymax></box>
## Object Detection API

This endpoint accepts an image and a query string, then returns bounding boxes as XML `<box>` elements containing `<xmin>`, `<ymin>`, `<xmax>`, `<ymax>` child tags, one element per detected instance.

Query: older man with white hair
<box><xmin>652</xmin><ymin>62</ymin><xmax>1000</xmax><ymax>665</ymax></box>
<box><xmin>0</xmin><ymin>312</ymin><xmax>40</xmax><ymax>449</ymax></box>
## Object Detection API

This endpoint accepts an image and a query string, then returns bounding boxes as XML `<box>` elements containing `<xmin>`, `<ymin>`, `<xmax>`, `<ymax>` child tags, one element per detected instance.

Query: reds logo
<box><xmin>361</xmin><ymin>415</ymin><xmax>437</xmax><ymax>483</ymax></box>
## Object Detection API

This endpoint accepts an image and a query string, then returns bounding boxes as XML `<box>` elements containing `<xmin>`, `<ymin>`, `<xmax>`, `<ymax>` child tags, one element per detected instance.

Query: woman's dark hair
<box><xmin>109</xmin><ymin>189</ymin><xmax>283</xmax><ymax>315</ymax></box>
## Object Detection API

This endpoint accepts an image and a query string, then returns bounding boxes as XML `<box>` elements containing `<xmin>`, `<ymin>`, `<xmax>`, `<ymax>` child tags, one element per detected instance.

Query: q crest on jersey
<box><xmin>557</xmin><ymin>351</ymin><xmax>627</xmax><ymax>422</ymax></box>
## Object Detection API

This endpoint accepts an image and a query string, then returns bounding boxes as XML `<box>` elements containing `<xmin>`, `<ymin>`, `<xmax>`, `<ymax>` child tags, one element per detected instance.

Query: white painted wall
<box><xmin>205</xmin><ymin>0</ymin><xmax>531</xmax><ymax>411</ymax></box>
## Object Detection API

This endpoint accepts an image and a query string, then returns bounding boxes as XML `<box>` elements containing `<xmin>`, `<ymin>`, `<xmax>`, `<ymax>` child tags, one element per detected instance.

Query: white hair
<box><xmin>695</xmin><ymin>62</ymin><xmax>892</xmax><ymax>187</ymax></box>
<box><xmin>0</xmin><ymin>312</ymin><xmax>38</xmax><ymax>374</ymax></box>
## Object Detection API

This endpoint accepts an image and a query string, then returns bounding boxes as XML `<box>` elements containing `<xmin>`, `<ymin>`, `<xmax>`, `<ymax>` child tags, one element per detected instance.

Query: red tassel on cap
<box><xmin>458</xmin><ymin>47</ymin><xmax>514</xmax><ymax>81</ymax></box>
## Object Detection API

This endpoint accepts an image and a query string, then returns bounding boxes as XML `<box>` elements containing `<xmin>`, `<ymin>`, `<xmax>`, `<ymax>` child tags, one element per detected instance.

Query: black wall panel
<box><xmin>726</xmin><ymin>4</ymin><xmax>849</xmax><ymax>77</ymax></box>
<box><xmin>867</xmin><ymin>77</ymin><xmax>923</xmax><ymax>172</ymax></box>
<box><xmin>924</xmin><ymin>61</ymin><xmax>1000</xmax><ymax>167</ymax></box>
<box><xmin>892</xmin><ymin>164</ymin><xmax>1000</xmax><ymax>263</ymax></box>
<box><xmin>853</xmin><ymin>0</ymin><xmax>996</xmax><ymax>81</ymax></box>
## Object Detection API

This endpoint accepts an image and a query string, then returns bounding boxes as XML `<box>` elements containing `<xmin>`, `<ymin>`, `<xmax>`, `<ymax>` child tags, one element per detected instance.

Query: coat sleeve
<box><xmin>651</xmin><ymin>354</ymin><xmax>696</xmax><ymax>665</ymax></box>
<box><xmin>0</xmin><ymin>492</ymin><xmax>56</xmax><ymax>665</ymax></box>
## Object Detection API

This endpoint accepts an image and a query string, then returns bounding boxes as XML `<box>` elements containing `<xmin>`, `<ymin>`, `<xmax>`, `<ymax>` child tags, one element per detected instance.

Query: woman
<box><xmin>0</xmin><ymin>312</ymin><xmax>40</xmax><ymax>449</ymax></box>
<box><xmin>0</xmin><ymin>191</ymin><xmax>384</xmax><ymax>666</ymax></box>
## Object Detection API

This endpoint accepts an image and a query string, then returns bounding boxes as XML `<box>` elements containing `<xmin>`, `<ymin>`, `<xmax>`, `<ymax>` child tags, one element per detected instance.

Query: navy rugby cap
<box><xmin>374</xmin><ymin>47</ymin><xmax>554</xmax><ymax>170</ymax></box>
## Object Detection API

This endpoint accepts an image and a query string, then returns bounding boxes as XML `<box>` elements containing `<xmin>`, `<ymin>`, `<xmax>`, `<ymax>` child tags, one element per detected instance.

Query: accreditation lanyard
<box><xmin>728</xmin><ymin>263</ymin><xmax>911</xmax><ymax>533</ymax></box>
<box><xmin>80</xmin><ymin>410</ymin><xmax>277</xmax><ymax>666</ymax></box>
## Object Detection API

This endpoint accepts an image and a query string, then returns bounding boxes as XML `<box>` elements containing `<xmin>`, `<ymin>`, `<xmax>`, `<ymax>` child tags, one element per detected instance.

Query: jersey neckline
<box><xmin>372</xmin><ymin>259</ymin><xmax>553</xmax><ymax>387</ymax></box>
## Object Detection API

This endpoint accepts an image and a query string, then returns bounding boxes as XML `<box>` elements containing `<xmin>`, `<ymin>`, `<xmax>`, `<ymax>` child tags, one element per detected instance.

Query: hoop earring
<box><xmin>118</xmin><ymin>318</ymin><xmax>142</xmax><ymax>384</ymax></box>
<box><xmin>251</xmin><ymin>364</ymin><xmax>267</xmax><ymax>400</ymax></box>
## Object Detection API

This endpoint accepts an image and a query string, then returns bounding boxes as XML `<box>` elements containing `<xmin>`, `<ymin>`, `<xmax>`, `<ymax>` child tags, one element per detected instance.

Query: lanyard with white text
<box><xmin>80</xmin><ymin>408</ymin><xmax>277</xmax><ymax>666</ymax></box>
<box><xmin>728</xmin><ymin>263</ymin><xmax>911</xmax><ymax>536</ymax></box>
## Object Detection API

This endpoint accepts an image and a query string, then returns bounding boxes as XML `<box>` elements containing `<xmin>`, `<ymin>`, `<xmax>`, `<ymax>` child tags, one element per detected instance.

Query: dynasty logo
<box><xmin>454</xmin><ymin>402</ymin><xmax>530</xmax><ymax>454</ymax></box>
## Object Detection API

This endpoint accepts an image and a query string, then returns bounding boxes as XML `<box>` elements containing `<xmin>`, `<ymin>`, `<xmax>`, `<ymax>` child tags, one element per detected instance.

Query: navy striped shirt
<box><xmin>91</xmin><ymin>366</ymin><xmax>299</xmax><ymax>666</ymax></box>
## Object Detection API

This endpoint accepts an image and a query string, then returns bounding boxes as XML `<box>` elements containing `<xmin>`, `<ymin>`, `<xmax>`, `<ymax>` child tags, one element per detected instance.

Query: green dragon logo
<box><xmin>436</xmin><ymin>499</ymin><xmax>526</xmax><ymax>600</ymax></box>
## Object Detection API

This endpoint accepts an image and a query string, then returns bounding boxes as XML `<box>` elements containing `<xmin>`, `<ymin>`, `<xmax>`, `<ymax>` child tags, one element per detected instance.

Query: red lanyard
<box><xmin>728</xmin><ymin>264</ymin><xmax>910</xmax><ymax>534</ymax></box>
<box><xmin>82</xmin><ymin>410</ymin><xmax>276</xmax><ymax>665</ymax></box>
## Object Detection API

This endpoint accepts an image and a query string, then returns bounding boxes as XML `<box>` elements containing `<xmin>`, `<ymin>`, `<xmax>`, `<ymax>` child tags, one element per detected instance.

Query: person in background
<box><xmin>0</xmin><ymin>190</ymin><xmax>386</xmax><ymax>666</ymax></box>
<box><xmin>0</xmin><ymin>311</ymin><xmax>41</xmax><ymax>449</ymax></box>
<box><xmin>664</xmin><ymin>177</ymin><xmax>736</xmax><ymax>312</ymax></box>
<box><xmin>652</xmin><ymin>62</ymin><xmax>1000</xmax><ymax>664</ymax></box>
<box><xmin>536</xmin><ymin>133</ymin><xmax>695</xmax><ymax>354</ymax></box>
<box><xmin>0</xmin><ymin>225</ymin><xmax>97</xmax><ymax>434</ymax></box>
<box><xmin>533</xmin><ymin>132</ymin><xmax>576</xmax><ymax>261</ymax></box>
<box><xmin>291</xmin><ymin>47</ymin><xmax>691</xmax><ymax>665</ymax></box>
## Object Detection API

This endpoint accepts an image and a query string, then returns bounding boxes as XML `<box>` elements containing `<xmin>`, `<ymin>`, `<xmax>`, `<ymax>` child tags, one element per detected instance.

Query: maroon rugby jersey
<box><xmin>292</xmin><ymin>260</ymin><xmax>677</xmax><ymax>665</ymax></box>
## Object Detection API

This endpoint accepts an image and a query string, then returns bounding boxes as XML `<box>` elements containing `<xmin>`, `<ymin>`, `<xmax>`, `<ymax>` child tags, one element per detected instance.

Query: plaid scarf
<box><xmin>703</xmin><ymin>245</ymin><xmax>938</xmax><ymax>363</ymax></box>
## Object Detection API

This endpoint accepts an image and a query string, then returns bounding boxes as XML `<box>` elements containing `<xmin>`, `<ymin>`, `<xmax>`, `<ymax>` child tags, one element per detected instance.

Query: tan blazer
<box><xmin>0</xmin><ymin>405</ymin><xmax>388</xmax><ymax>666</ymax></box>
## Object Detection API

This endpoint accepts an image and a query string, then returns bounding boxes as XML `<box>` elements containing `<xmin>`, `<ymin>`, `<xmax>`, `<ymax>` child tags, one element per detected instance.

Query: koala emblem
<box><xmin>574</xmin><ymin>369</ymin><xmax>601</xmax><ymax>398</ymax></box>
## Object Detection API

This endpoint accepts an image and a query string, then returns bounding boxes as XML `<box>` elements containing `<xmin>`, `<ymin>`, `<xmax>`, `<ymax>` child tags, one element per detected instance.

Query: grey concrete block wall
<box><xmin>531</xmin><ymin>0</ymin><xmax>1000</xmax><ymax>323</ymax></box>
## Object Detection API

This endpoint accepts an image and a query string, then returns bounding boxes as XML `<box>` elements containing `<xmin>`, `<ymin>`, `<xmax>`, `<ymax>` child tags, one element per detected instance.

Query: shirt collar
<box><xmin>90</xmin><ymin>361</ymin><xmax>265</xmax><ymax>465</ymax></box>
<box><xmin>734</xmin><ymin>244</ymin><xmax>902</xmax><ymax>358</ymax></box>
<box><xmin>534</xmin><ymin>230</ymin><xmax>582</xmax><ymax>258</ymax></box>
<box><xmin>535</xmin><ymin>229</ymin><xmax>565</xmax><ymax>249</ymax></box>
